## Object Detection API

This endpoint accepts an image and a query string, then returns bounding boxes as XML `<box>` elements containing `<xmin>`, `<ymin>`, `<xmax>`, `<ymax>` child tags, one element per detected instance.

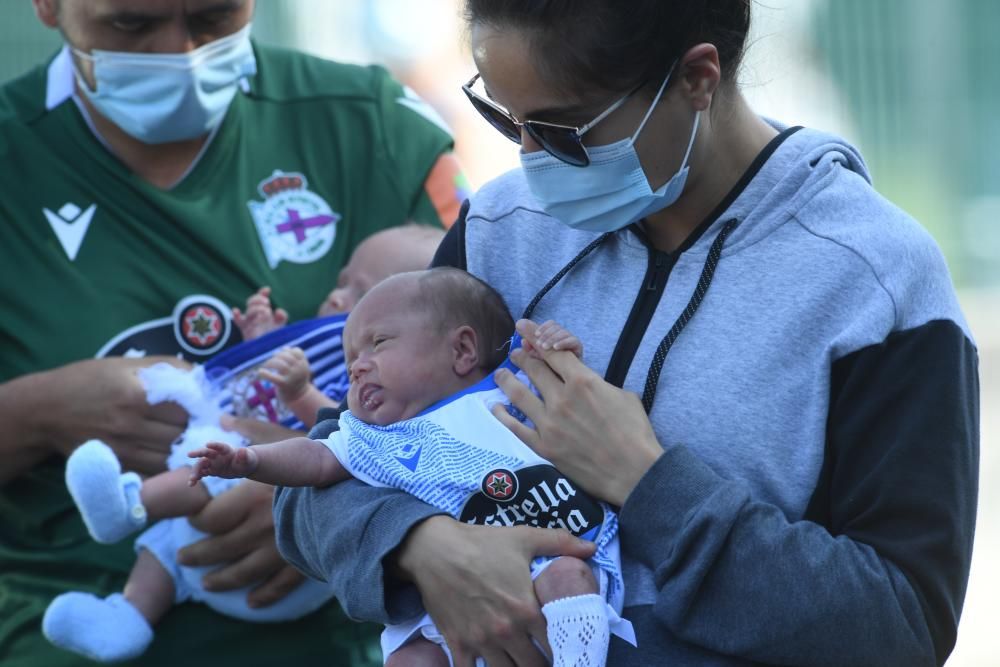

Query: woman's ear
<box><xmin>451</xmin><ymin>325</ymin><xmax>481</xmax><ymax>377</ymax></box>
<box><xmin>678</xmin><ymin>43</ymin><xmax>722</xmax><ymax>112</ymax></box>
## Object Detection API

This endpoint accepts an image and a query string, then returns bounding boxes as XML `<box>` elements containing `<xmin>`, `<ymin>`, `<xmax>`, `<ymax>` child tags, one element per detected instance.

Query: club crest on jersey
<box><xmin>228</xmin><ymin>369</ymin><xmax>292</xmax><ymax>424</ymax></box>
<box><xmin>482</xmin><ymin>469</ymin><xmax>518</xmax><ymax>502</ymax></box>
<box><xmin>247</xmin><ymin>170</ymin><xmax>340</xmax><ymax>269</ymax></box>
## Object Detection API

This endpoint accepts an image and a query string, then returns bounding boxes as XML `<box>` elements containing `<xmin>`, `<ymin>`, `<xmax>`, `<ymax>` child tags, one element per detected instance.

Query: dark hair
<box><xmin>417</xmin><ymin>267</ymin><xmax>515</xmax><ymax>371</ymax></box>
<box><xmin>464</xmin><ymin>0</ymin><xmax>751</xmax><ymax>99</ymax></box>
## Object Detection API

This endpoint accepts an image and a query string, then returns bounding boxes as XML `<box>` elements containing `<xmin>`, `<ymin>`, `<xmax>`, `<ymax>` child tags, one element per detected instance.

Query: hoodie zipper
<box><xmin>604</xmin><ymin>244</ymin><xmax>676</xmax><ymax>388</ymax></box>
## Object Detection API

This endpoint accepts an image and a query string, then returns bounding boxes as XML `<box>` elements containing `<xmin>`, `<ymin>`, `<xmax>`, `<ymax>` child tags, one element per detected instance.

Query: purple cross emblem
<box><xmin>247</xmin><ymin>380</ymin><xmax>279</xmax><ymax>423</ymax></box>
<box><xmin>276</xmin><ymin>209</ymin><xmax>337</xmax><ymax>244</ymax></box>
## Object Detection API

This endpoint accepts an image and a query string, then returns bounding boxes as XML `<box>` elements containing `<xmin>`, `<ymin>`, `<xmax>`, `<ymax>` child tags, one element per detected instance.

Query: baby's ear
<box><xmin>451</xmin><ymin>325</ymin><xmax>480</xmax><ymax>376</ymax></box>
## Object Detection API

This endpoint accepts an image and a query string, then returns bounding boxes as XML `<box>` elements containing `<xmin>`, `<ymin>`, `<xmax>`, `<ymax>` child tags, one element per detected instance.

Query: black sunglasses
<box><xmin>461</xmin><ymin>74</ymin><xmax>635</xmax><ymax>167</ymax></box>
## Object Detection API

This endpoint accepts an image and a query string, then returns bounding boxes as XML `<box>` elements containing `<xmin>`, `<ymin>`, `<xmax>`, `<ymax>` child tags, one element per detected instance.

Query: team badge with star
<box><xmin>172</xmin><ymin>295</ymin><xmax>232</xmax><ymax>357</ymax></box>
<box><xmin>482</xmin><ymin>469</ymin><xmax>518</xmax><ymax>502</ymax></box>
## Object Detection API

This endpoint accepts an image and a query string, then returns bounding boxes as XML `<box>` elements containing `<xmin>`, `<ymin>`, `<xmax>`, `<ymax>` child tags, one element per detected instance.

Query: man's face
<box><xmin>48</xmin><ymin>0</ymin><xmax>254</xmax><ymax>88</ymax></box>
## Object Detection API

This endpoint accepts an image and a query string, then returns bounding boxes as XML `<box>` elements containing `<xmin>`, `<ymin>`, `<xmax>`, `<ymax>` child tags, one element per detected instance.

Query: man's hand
<box><xmin>0</xmin><ymin>356</ymin><xmax>190</xmax><ymax>484</ymax></box>
<box><xmin>396</xmin><ymin>516</ymin><xmax>596</xmax><ymax>666</ymax></box>
<box><xmin>178</xmin><ymin>479</ymin><xmax>306</xmax><ymax>608</ymax></box>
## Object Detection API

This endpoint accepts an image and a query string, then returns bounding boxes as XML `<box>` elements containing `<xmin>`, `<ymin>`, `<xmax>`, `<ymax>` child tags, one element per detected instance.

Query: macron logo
<box><xmin>43</xmin><ymin>202</ymin><xmax>96</xmax><ymax>261</ymax></box>
<box><xmin>395</xmin><ymin>443</ymin><xmax>423</xmax><ymax>473</ymax></box>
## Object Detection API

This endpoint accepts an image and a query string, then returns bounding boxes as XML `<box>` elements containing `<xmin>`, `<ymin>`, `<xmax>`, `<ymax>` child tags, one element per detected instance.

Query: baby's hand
<box><xmin>232</xmin><ymin>287</ymin><xmax>289</xmax><ymax>341</ymax></box>
<box><xmin>188</xmin><ymin>442</ymin><xmax>259</xmax><ymax>484</ymax></box>
<box><xmin>258</xmin><ymin>347</ymin><xmax>312</xmax><ymax>405</ymax></box>
<box><xmin>523</xmin><ymin>320</ymin><xmax>584</xmax><ymax>358</ymax></box>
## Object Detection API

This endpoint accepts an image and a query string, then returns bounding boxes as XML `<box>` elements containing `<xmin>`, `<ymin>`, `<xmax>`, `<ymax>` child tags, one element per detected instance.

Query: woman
<box><xmin>274</xmin><ymin>1</ymin><xmax>979</xmax><ymax>665</ymax></box>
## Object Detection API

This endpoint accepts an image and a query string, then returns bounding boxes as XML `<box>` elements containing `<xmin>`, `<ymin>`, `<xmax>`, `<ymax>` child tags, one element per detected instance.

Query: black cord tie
<box><xmin>640</xmin><ymin>218</ymin><xmax>739</xmax><ymax>413</ymax></box>
<box><xmin>521</xmin><ymin>233</ymin><xmax>612</xmax><ymax>320</ymax></box>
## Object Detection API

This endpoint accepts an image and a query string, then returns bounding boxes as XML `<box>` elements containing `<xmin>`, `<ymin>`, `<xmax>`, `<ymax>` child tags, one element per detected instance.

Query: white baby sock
<box><xmin>542</xmin><ymin>593</ymin><xmax>611</xmax><ymax>667</ymax></box>
<box><xmin>65</xmin><ymin>440</ymin><xmax>147</xmax><ymax>543</ymax></box>
<box><xmin>43</xmin><ymin>592</ymin><xmax>154</xmax><ymax>663</ymax></box>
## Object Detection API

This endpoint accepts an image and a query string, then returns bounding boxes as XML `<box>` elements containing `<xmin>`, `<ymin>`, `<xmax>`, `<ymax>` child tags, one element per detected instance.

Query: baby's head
<box><xmin>342</xmin><ymin>267</ymin><xmax>514</xmax><ymax>426</ymax></box>
<box><xmin>318</xmin><ymin>224</ymin><xmax>446</xmax><ymax>317</ymax></box>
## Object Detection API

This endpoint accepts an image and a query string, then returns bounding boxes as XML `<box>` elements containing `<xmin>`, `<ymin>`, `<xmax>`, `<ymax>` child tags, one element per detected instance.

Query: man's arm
<box><xmin>0</xmin><ymin>372</ymin><xmax>52</xmax><ymax>485</ymax></box>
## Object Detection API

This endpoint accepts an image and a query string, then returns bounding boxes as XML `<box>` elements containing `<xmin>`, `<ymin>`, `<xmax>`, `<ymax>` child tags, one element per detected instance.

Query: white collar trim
<box><xmin>46</xmin><ymin>46</ymin><xmax>75</xmax><ymax>111</ymax></box>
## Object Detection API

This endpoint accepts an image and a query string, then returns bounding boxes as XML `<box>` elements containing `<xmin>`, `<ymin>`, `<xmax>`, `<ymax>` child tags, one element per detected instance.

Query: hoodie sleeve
<box><xmin>273</xmin><ymin>480</ymin><xmax>446</xmax><ymax>623</ymax></box>
<box><xmin>617</xmin><ymin>317</ymin><xmax>979</xmax><ymax>666</ymax></box>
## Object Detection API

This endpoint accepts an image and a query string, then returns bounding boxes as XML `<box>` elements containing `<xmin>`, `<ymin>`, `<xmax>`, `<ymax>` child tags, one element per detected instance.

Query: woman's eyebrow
<box><xmin>483</xmin><ymin>84</ymin><xmax>587</xmax><ymax>123</ymax></box>
<box><xmin>523</xmin><ymin>103</ymin><xmax>590</xmax><ymax>124</ymax></box>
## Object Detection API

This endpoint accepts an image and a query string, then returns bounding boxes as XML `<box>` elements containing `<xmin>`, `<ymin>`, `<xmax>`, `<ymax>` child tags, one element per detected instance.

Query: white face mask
<box><xmin>71</xmin><ymin>24</ymin><xmax>257</xmax><ymax>144</ymax></box>
<box><xmin>520</xmin><ymin>66</ymin><xmax>700</xmax><ymax>233</ymax></box>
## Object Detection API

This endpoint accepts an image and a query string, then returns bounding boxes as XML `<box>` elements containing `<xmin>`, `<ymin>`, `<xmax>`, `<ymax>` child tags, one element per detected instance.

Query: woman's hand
<box><xmin>396</xmin><ymin>515</ymin><xmax>596</xmax><ymax>667</ymax></box>
<box><xmin>492</xmin><ymin>319</ymin><xmax>664</xmax><ymax>507</ymax></box>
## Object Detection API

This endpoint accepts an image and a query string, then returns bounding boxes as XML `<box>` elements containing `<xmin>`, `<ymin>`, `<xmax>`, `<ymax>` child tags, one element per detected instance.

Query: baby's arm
<box><xmin>232</xmin><ymin>286</ymin><xmax>289</xmax><ymax>341</ymax></box>
<box><xmin>258</xmin><ymin>347</ymin><xmax>338</xmax><ymax>428</ymax></box>
<box><xmin>523</xmin><ymin>320</ymin><xmax>584</xmax><ymax>358</ymax></box>
<box><xmin>188</xmin><ymin>437</ymin><xmax>350</xmax><ymax>487</ymax></box>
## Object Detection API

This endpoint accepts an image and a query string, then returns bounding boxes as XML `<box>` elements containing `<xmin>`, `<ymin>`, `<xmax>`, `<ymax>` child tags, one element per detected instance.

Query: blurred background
<box><xmin>1</xmin><ymin>1</ymin><xmax>995</xmax><ymax>663</ymax></box>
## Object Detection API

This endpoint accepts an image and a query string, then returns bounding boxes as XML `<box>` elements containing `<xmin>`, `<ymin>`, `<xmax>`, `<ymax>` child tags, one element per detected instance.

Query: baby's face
<box><xmin>342</xmin><ymin>276</ymin><xmax>459</xmax><ymax>425</ymax></box>
<box><xmin>318</xmin><ymin>228</ymin><xmax>438</xmax><ymax>317</ymax></box>
<box><xmin>318</xmin><ymin>263</ymin><xmax>370</xmax><ymax>317</ymax></box>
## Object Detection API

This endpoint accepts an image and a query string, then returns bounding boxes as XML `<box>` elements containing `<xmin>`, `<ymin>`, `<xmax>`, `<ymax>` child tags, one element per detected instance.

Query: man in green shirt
<box><xmin>0</xmin><ymin>1</ymin><xmax>467</xmax><ymax>664</ymax></box>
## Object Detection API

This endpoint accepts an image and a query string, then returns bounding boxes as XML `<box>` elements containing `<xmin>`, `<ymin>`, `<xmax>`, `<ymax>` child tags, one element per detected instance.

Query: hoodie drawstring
<box><xmin>522</xmin><ymin>218</ymin><xmax>739</xmax><ymax>414</ymax></box>
<box><xmin>640</xmin><ymin>218</ymin><xmax>738</xmax><ymax>412</ymax></box>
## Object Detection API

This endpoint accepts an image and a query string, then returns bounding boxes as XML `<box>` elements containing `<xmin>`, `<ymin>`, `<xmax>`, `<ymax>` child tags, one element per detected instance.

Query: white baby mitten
<box><xmin>65</xmin><ymin>440</ymin><xmax>147</xmax><ymax>543</ymax></box>
<box><xmin>42</xmin><ymin>592</ymin><xmax>154</xmax><ymax>663</ymax></box>
<box><xmin>542</xmin><ymin>593</ymin><xmax>611</xmax><ymax>667</ymax></box>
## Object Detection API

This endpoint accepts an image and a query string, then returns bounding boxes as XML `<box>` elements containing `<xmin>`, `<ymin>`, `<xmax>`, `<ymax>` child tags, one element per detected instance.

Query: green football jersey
<box><xmin>0</xmin><ymin>43</ymin><xmax>456</xmax><ymax>666</ymax></box>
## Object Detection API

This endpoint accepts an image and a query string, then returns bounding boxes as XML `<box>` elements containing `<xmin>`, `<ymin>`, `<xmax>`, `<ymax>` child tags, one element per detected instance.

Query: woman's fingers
<box><xmin>494</xmin><ymin>366</ymin><xmax>546</xmax><ymax>428</ymax></box>
<box><xmin>490</xmin><ymin>403</ymin><xmax>540</xmax><ymax>450</ymax></box>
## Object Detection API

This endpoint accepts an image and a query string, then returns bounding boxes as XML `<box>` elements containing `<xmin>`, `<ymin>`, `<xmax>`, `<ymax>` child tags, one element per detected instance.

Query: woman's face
<box><xmin>469</xmin><ymin>23</ymin><xmax>698</xmax><ymax>191</ymax></box>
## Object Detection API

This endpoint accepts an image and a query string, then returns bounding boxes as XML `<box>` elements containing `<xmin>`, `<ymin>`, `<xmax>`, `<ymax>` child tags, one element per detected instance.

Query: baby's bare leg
<box><xmin>384</xmin><ymin>637</ymin><xmax>449</xmax><ymax>667</ymax></box>
<box><xmin>140</xmin><ymin>467</ymin><xmax>211</xmax><ymax>521</ymax></box>
<box><xmin>533</xmin><ymin>556</ymin><xmax>597</xmax><ymax>604</ymax></box>
<box><xmin>124</xmin><ymin>549</ymin><xmax>176</xmax><ymax>625</ymax></box>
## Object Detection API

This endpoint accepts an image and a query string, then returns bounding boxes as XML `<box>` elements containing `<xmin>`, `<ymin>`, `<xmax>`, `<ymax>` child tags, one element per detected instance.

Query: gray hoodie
<box><xmin>274</xmin><ymin>126</ymin><xmax>979</xmax><ymax>666</ymax></box>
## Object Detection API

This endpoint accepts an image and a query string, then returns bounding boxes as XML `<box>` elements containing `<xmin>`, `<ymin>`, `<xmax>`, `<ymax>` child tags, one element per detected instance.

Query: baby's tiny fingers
<box><xmin>551</xmin><ymin>334</ymin><xmax>579</xmax><ymax>348</ymax></box>
<box><xmin>258</xmin><ymin>369</ymin><xmax>284</xmax><ymax>386</ymax></box>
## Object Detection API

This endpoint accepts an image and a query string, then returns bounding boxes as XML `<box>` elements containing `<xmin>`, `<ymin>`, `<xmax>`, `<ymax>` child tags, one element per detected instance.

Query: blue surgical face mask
<box><xmin>520</xmin><ymin>67</ymin><xmax>700</xmax><ymax>233</ymax></box>
<box><xmin>71</xmin><ymin>24</ymin><xmax>257</xmax><ymax>144</ymax></box>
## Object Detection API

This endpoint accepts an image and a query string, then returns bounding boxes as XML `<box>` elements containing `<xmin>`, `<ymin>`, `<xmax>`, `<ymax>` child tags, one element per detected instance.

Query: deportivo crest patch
<box><xmin>247</xmin><ymin>170</ymin><xmax>340</xmax><ymax>269</ymax></box>
<box><xmin>227</xmin><ymin>369</ymin><xmax>294</xmax><ymax>424</ymax></box>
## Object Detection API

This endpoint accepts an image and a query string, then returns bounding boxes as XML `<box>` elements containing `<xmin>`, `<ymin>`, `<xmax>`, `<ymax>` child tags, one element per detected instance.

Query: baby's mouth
<box><xmin>359</xmin><ymin>384</ymin><xmax>383</xmax><ymax>411</ymax></box>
